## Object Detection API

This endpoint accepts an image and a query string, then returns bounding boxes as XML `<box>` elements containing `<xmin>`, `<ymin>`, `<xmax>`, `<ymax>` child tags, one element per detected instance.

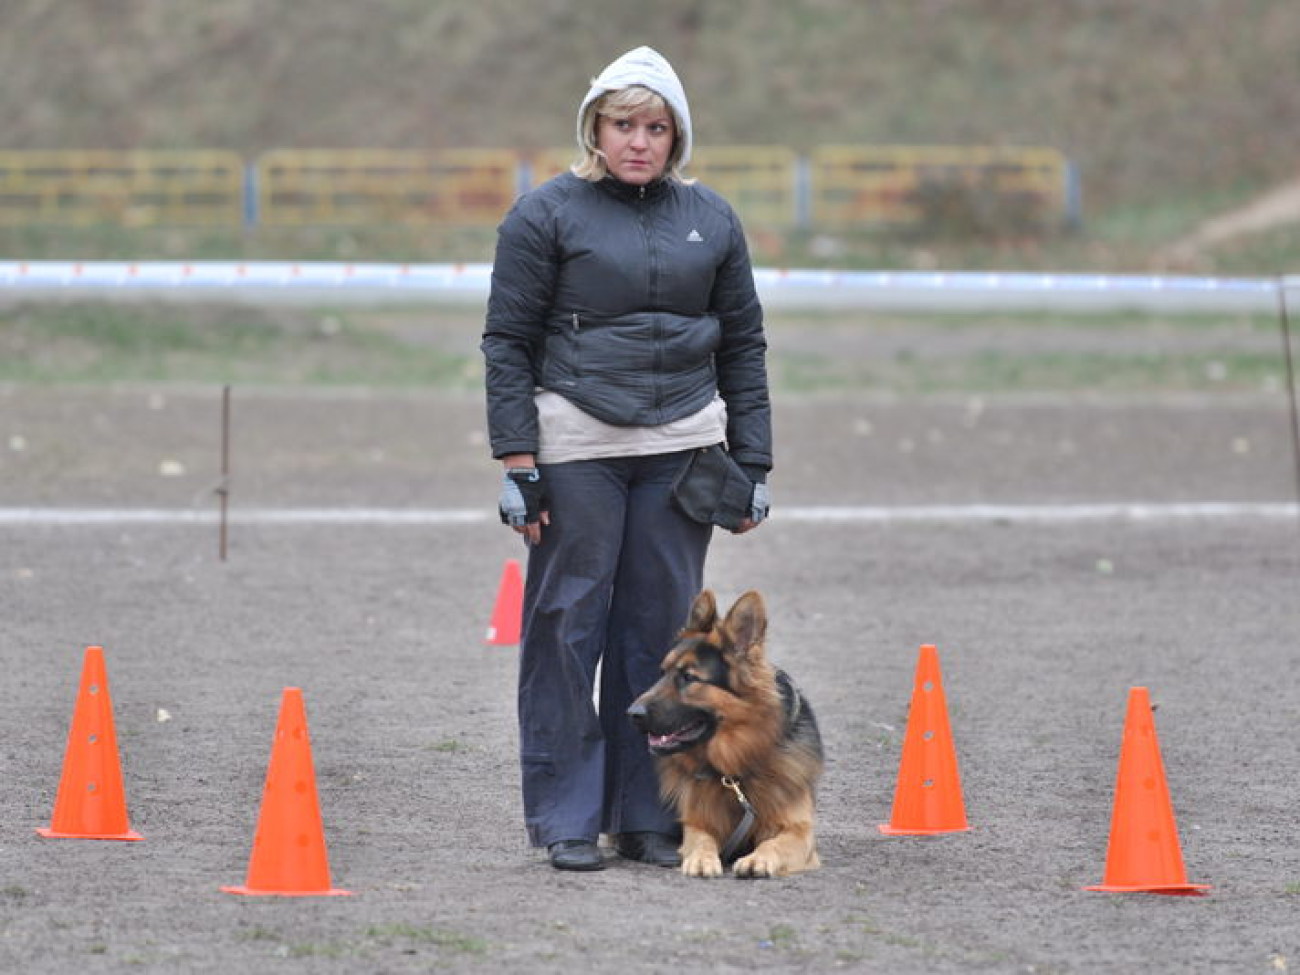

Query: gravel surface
<box><xmin>2</xmin><ymin>383</ymin><xmax>1299</xmax><ymax>973</ymax></box>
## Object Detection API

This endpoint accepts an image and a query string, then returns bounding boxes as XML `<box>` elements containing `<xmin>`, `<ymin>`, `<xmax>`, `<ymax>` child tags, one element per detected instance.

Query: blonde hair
<box><xmin>572</xmin><ymin>86</ymin><xmax>693</xmax><ymax>184</ymax></box>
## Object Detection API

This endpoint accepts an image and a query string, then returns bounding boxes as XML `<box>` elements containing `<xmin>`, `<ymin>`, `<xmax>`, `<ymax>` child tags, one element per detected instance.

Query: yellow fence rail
<box><xmin>526</xmin><ymin>149</ymin><xmax>577</xmax><ymax>187</ymax></box>
<box><xmin>255</xmin><ymin>149</ymin><xmax>518</xmax><ymax>227</ymax></box>
<box><xmin>0</xmin><ymin>146</ymin><xmax>1077</xmax><ymax>231</ymax></box>
<box><xmin>809</xmin><ymin>145</ymin><xmax>1073</xmax><ymax>231</ymax></box>
<box><xmin>0</xmin><ymin>150</ymin><xmax>245</xmax><ymax>227</ymax></box>
<box><xmin>526</xmin><ymin>145</ymin><xmax>800</xmax><ymax>227</ymax></box>
<box><xmin>690</xmin><ymin>146</ymin><xmax>801</xmax><ymax>228</ymax></box>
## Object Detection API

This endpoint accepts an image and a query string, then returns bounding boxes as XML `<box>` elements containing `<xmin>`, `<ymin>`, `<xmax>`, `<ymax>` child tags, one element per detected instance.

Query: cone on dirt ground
<box><xmin>878</xmin><ymin>644</ymin><xmax>970</xmax><ymax>836</ymax></box>
<box><xmin>484</xmin><ymin>557</ymin><xmax>524</xmax><ymax>645</ymax></box>
<box><xmin>1085</xmin><ymin>686</ymin><xmax>1209</xmax><ymax>895</ymax></box>
<box><xmin>221</xmin><ymin>687</ymin><xmax>351</xmax><ymax>897</ymax></box>
<box><xmin>36</xmin><ymin>645</ymin><xmax>143</xmax><ymax>841</ymax></box>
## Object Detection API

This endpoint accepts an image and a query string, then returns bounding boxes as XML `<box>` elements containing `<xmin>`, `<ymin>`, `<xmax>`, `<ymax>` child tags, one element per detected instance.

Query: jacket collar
<box><xmin>598</xmin><ymin>175</ymin><xmax>672</xmax><ymax>203</ymax></box>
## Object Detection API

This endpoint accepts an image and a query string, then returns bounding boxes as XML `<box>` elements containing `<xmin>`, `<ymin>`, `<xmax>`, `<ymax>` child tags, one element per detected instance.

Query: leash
<box><xmin>715</xmin><ymin>671</ymin><xmax>806</xmax><ymax>862</ymax></box>
<box><xmin>719</xmin><ymin>775</ymin><xmax>756</xmax><ymax>862</ymax></box>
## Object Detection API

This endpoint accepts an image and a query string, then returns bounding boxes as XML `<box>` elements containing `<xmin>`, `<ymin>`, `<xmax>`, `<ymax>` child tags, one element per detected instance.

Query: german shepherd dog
<box><xmin>627</xmin><ymin>590</ymin><xmax>823</xmax><ymax>877</ymax></box>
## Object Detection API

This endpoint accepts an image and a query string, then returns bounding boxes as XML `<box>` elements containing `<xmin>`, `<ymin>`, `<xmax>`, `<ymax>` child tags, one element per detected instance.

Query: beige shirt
<box><xmin>535</xmin><ymin>391</ymin><xmax>728</xmax><ymax>464</ymax></box>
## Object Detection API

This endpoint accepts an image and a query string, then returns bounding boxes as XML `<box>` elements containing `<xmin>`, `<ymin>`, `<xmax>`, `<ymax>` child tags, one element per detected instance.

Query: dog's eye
<box><xmin>676</xmin><ymin>669</ymin><xmax>699</xmax><ymax>685</ymax></box>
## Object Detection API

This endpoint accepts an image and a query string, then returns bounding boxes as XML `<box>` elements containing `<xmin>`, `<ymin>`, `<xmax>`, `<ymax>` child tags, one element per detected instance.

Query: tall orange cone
<box><xmin>1085</xmin><ymin>687</ymin><xmax>1209</xmax><ymax>895</ymax></box>
<box><xmin>878</xmin><ymin>644</ymin><xmax>970</xmax><ymax>835</ymax></box>
<box><xmin>222</xmin><ymin>688</ymin><xmax>351</xmax><ymax>897</ymax></box>
<box><xmin>36</xmin><ymin>646</ymin><xmax>143</xmax><ymax>841</ymax></box>
<box><xmin>484</xmin><ymin>557</ymin><xmax>524</xmax><ymax>645</ymax></box>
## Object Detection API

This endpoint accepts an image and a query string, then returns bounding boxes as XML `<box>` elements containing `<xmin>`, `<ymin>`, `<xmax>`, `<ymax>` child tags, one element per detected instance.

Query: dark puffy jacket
<box><xmin>481</xmin><ymin>172</ymin><xmax>772</xmax><ymax>472</ymax></box>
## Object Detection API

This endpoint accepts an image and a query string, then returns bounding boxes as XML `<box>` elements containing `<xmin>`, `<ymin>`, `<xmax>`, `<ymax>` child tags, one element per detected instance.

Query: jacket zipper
<box><xmin>636</xmin><ymin>185</ymin><xmax>664</xmax><ymax>413</ymax></box>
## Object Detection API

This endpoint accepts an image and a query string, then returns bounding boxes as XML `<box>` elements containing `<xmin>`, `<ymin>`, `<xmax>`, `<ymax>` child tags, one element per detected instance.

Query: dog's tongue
<box><xmin>648</xmin><ymin>722</ymin><xmax>705</xmax><ymax>750</ymax></box>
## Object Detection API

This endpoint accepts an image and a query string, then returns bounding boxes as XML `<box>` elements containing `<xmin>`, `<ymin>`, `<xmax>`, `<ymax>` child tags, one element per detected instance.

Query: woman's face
<box><xmin>597</xmin><ymin>108</ymin><xmax>675</xmax><ymax>185</ymax></box>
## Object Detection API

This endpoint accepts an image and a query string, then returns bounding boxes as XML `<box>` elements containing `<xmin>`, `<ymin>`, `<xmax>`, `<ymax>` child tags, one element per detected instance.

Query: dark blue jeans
<box><xmin>517</xmin><ymin>450</ymin><xmax>711</xmax><ymax>847</ymax></box>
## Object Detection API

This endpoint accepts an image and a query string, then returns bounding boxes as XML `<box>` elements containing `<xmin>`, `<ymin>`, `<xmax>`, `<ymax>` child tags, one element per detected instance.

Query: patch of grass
<box><xmin>775</xmin><ymin>346</ymin><xmax>1286</xmax><ymax>395</ymax></box>
<box><xmin>1205</xmin><ymin>225</ymin><xmax>1300</xmax><ymax>277</ymax></box>
<box><xmin>286</xmin><ymin>941</ymin><xmax>350</xmax><ymax>959</ymax></box>
<box><xmin>4</xmin><ymin>300</ymin><xmax>1288</xmax><ymax>395</ymax></box>
<box><xmin>765</xmin><ymin>923</ymin><xmax>800</xmax><ymax>948</ymax></box>
<box><xmin>4</xmin><ymin>202</ymin><xmax>1300</xmax><ymax>275</ymax></box>
<box><xmin>953</xmin><ymin>350</ymin><xmax>1284</xmax><ymax>395</ymax></box>
<box><xmin>362</xmin><ymin>922</ymin><xmax>489</xmax><ymax>955</ymax></box>
<box><xmin>872</xmin><ymin>309</ymin><xmax>1280</xmax><ymax>333</ymax></box>
<box><xmin>677</xmin><ymin>927</ymin><xmax>726</xmax><ymax>944</ymax></box>
<box><xmin>240</xmin><ymin>923</ymin><xmax>490</xmax><ymax>961</ymax></box>
<box><xmin>0</xmin><ymin>225</ymin><xmax>499</xmax><ymax>265</ymax></box>
<box><xmin>0</xmin><ymin>301</ymin><xmax>476</xmax><ymax>387</ymax></box>
<box><xmin>236</xmin><ymin>926</ymin><xmax>282</xmax><ymax>942</ymax></box>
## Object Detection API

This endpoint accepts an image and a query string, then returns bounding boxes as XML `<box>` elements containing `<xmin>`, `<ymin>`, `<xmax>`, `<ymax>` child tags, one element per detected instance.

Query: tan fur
<box><xmin>633</xmin><ymin>590</ymin><xmax>822</xmax><ymax>878</ymax></box>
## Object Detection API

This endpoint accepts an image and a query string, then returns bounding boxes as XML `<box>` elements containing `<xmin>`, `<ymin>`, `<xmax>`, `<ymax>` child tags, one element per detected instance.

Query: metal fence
<box><xmin>253</xmin><ymin>149</ymin><xmax>517</xmax><ymax>227</ymax></box>
<box><xmin>0</xmin><ymin>146</ymin><xmax>1079</xmax><ymax>232</ymax></box>
<box><xmin>0</xmin><ymin>150</ymin><xmax>245</xmax><ymax>227</ymax></box>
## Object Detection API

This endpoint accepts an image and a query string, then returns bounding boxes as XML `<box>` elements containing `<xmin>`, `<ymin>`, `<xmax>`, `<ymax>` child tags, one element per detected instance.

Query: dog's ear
<box><xmin>722</xmin><ymin>590</ymin><xmax>767</xmax><ymax>656</ymax></box>
<box><xmin>685</xmin><ymin>589</ymin><xmax>718</xmax><ymax>633</ymax></box>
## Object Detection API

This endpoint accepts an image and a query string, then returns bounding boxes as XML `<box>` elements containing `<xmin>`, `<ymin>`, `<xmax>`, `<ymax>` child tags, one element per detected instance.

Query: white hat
<box><xmin>576</xmin><ymin>46</ymin><xmax>693</xmax><ymax>166</ymax></box>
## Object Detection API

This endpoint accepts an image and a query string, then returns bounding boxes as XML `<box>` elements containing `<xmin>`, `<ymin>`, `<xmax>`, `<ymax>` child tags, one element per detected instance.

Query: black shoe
<box><xmin>547</xmin><ymin>839</ymin><xmax>604</xmax><ymax>872</ymax></box>
<box><xmin>616</xmin><ymin>832</ymin><xmax>682</xmax><ymax>868</ymax></box>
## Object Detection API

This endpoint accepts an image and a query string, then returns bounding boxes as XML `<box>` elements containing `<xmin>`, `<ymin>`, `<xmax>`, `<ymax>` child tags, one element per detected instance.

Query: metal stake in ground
<box><xmin>217</xmin><ymin>385</ymin><xmax>231</xmax><ymax>560</ymax></box>
<box><xmin>1278</xmin><ymin>281</ymin><xmax>1300</xmax><ymax>531</ymax></box>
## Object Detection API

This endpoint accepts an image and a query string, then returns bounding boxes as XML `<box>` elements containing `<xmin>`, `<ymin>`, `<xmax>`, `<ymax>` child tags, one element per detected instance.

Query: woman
<box><xmin>481</xmin><ymin>46</ymin><xmax>772</xmax><ymax>871</ymax></box>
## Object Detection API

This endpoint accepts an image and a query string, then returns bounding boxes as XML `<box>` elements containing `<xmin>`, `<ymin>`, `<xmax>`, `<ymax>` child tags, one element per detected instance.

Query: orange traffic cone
<box><xmin>1085</xmin><ymin>687</ymin><xmax>1209</xmax><ymax>895</ymax></box>
<box><xmin>221</xmin><ymin>688</ymin><xmax>351</xmax><ymax>897</ymax></box>
<box><xmin>36</xmin><ymin>646</ymin><xmax>143</xmax><ymax>841</ymax></box>
<box><xmin>878</xmin><ymin>644</ymin><xmax>970</xmax><ymax>835</ymax></box>
<box><xmin>484</xmin><ymin>557</ymin><xmax>524</xmax><ymax>645</ymax></box>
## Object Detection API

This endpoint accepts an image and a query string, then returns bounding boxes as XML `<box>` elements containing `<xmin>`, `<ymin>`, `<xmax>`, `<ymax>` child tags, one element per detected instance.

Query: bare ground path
<box><xmin>2</xmin><ymin>385</ymin><xmax>1299</xmax><ymax>973</ymax></box>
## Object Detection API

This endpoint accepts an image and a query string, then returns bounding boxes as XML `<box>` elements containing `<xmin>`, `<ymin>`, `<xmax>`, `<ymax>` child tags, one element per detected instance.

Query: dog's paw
<box><xmin>680</xmin><ymin>851</ymin><xmax>724</xmax><ymax>878</ymax></box>
<box><xmin>733</xmin><ymin>849</ymin><xmax>796</xmax><ymax>878</ymax></box>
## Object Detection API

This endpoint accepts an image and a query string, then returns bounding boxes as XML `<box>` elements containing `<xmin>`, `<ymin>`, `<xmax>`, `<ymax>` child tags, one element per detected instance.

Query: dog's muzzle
<box><xmin>627</xmin><ymin>702</ymin><xmax>715</xmax><ymax>756</ymax></box>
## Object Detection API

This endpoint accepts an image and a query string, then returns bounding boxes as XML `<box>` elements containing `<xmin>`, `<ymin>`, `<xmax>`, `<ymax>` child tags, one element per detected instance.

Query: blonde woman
<box><xmin>482</xmin><ymin>46</ymin><xmax>771</xmax><ymax>872</ymax></box>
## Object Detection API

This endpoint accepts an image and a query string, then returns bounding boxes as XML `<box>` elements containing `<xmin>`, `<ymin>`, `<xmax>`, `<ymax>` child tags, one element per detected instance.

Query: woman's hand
<box><xmin>731</xmin><ymin>481</ymin><xmax>769</xmax><ymax>534</ymax></box>
<box><xmin>498</xmin><ymin>455</ymin><xmax>550</xmax><ymax>545</ymax></box>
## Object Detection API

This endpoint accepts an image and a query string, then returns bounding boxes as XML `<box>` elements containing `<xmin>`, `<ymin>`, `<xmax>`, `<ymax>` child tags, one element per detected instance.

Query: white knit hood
<box><xmin>576</xmin><ymin>46</ymin><xmax>693</xmax><ymax>167</ymax></box>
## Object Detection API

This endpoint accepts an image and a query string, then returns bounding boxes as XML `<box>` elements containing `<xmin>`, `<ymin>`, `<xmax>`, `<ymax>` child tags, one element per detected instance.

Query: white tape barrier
<box><xmin>0</xmin><ymin>502</ymin><xmax>1295</xmax><ymax>527</ymax></box>
<box><xmin>755</xmin><ymin>269</ymin><xmax>1286</xmax><ymax>312</ymax></box>
<box><xmin>0</xmin><ymin>260</ymin><xmax>491</xmax><ymax>301</ymax></box>
<box><xmin>0</xmin><ymin>261</ymin><xmax>1292</xmax><ymax>312</ymax></box>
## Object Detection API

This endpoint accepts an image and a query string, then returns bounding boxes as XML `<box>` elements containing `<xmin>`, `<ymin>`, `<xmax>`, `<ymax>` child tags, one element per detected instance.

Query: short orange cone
<box><xmin>36</xmin><ymin>646</ymin><xmax>143</xmax><ymax>841</ymax></box>
<box><xmin>484</xmin><ymin>557</ymin><xmax>524</xmax><ymax>645</ymax></box>
<box><xmin>878</xmin><ymin>644</ymin><xmax>970</xmax><ymax>835</ymax></box>
<box><xmin>222</xmin><ymin>688</ymin><xmax>351</xmax><ymax>897</ymax></box>
<box><xmin>1085</xmin><ymin>687</ymin><xmax>1209</xmax><ymax>895</ymax></box>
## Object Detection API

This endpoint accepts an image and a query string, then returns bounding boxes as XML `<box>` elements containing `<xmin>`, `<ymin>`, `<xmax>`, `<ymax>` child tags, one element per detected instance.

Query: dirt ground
<box><xmin>2</xmin><ymin>377</ymin><xmax>1299</xmax><ymax>973</ymax></box>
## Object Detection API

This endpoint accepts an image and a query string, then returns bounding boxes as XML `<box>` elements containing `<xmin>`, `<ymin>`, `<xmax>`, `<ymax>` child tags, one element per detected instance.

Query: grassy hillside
<box><xmin>1</xmin><ymin>0</ymin><xmax>1297</xmax><ymax>271</ymax></box>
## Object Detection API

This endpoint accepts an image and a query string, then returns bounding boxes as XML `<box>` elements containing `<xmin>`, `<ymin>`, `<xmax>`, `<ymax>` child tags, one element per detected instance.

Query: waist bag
<box><xmin>670</xmin><ymin>445</ymin><xmax>753</xmax><ymax>531</ymax></box>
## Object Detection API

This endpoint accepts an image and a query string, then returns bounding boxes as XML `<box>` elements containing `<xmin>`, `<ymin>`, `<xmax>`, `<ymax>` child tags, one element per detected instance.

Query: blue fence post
<box><xmin>1063</xmin><ymin>160</ymin><xmax>1083</xmax><ymax>231</ymax></box>
<box><xmin>243</xmin><ymin>160</ymin><xmax>259</xmax><ymax>228</ymax></box>
<box><xmin>794</xmin><ymin>155</ymin><xmax>811</xmax><ymax>231</ymax></box>
<box><xmin>515</xmin><ymin>157</ymin><xmax>532</xmax><ymax>199</ymax></box>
